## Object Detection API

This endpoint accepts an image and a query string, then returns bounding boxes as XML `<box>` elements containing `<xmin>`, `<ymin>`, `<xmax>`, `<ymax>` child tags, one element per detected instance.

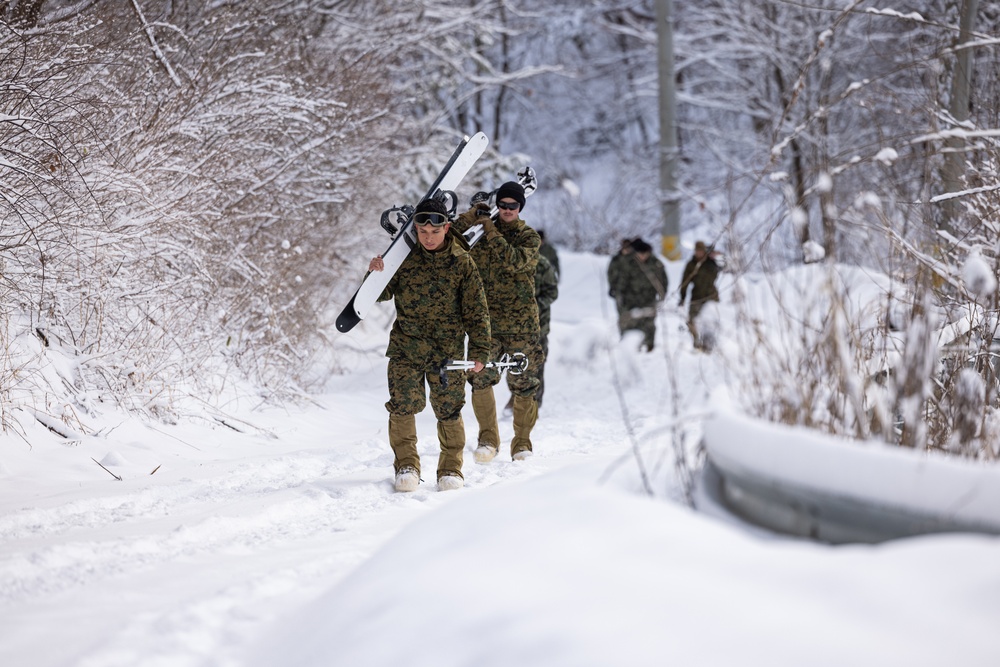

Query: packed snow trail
<box><xmin>2</xmin><ymin>252</ymin><xmax>998</xmax><ymax>667</ymax></box>
<box><xmin>1</xmin><ymin>251</ymin><xmax>716</xmax><ymax>666</ymax></box>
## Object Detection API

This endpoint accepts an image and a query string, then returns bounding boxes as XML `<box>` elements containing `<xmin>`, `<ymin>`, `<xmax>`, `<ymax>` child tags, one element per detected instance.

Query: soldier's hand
<box><xmin>481</xmin><ymin>215</ymin><xmax>497</xmax><ymax>236</ymax></box>
<box><xmin>471</xmin><ymin>360</ymin><xmax>485</xmax><ymax>373</ymax></box>
<box><xmin>369</xmin><ymin>255</ymin><xmax>384</xmax><ymax>272</ymax></box>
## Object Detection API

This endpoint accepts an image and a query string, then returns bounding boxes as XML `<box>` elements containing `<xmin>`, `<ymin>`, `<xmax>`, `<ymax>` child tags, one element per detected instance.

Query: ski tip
<box><xmin>336</xmin><ymin>296</ymin><xmax>362</xmax><ymax>333</ymax></box>
<box><xmin>336</xmin><ymin>312</ymin><xmax>361</xmax><ymax>333</ymax></box>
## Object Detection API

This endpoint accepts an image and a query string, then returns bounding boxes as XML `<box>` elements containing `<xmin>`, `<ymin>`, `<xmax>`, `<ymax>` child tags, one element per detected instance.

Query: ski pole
<box><xmin>444</xmin><ymin>352</ymin><xmax>528</xmax><ymax>374</ymax></box>
<box><xmin>436</xmin><ymin>353</ymin><xmax>529</xmax><ymax>388</ymax></box>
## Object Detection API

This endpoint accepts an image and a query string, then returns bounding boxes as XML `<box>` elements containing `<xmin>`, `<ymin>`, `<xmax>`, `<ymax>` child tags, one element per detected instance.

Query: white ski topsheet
<box><xmin>349</xmin><ymin>132</ymin><xmax>489</xmax><ymax>322</ymax></box>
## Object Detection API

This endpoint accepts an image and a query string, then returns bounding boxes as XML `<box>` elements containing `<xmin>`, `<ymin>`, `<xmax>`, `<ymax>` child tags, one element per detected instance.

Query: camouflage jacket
<box><xmin>534</xmin><ymin>254</ymin><xmax>559</xmax><ymax>336</ymax></box>
<box><xmin>679</xmin><ymin>256</ymin><xmax>720</xmax><ymax>304</ymax></box>
<box><xmin>378</xmin><ymin>231</ymin><xmax>491</xmax><ymax>368</ymax></box>
<box><xmin>606</xmin><ymin>250</ymin><xmax>631</xmax><ymax>298</ymax></box>
<box><xmin>539</xmin><ymin>242</ymin><xmax>560</xmax><ymax>281</ymax></box>
<box><xmin>615</xmin><ymin>254</ymin><xmax>668</xmax><ymax>311</ymax></box>
<box><xmin>452</xmin><ymin>207</ymin><xmax>540</xmax><ymax>335</ymax></box>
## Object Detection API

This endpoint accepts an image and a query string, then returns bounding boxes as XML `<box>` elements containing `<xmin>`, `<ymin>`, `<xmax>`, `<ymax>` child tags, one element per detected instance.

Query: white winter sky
<box><xmin>1</xmin><ymin>251</ymin><xmax>999</xmax><ymax>667</ymax></box>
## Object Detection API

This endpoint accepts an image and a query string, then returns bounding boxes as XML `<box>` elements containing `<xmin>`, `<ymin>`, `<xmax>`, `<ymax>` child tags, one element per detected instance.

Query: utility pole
<box><xmin>658</xmin><ymin>0</ymin><xmax>681</xmax><ymax>260</ymax></box>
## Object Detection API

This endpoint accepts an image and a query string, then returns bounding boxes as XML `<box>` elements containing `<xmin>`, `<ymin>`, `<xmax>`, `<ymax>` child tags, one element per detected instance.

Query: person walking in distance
<box><xmin>678</xmin><ymin>240</ymin><xmax>721</xmax><ymax>351</ymax></box>
<box><xmin>451</xmin><ymin>181</ymin><xmax>542</xmax><ymax>463</ymax></box>
<box><xmin>368</xmin><ymin>198</ymin><xmax>491</xmax><ymax>492</ymax></box>
<box><xmin>607</xmin><ymin>238</ymin><xmax>633</xmax><ymax>333</ymax></box>
<box><xmin>615</xmin><ymin>238</ymin><xmax>667</xmax><ymax>351</ymax></box>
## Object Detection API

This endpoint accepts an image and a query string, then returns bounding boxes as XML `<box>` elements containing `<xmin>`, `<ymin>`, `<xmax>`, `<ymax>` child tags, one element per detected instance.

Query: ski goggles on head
<box><xmin>496</xmin><ymin>200</ymin><xmax>520</xmax><ymax>211</ymax></box>
<box><xmin>413</xmin><ymin>211</ymin><xmax>449</xmax><ymax>227</ymax></box>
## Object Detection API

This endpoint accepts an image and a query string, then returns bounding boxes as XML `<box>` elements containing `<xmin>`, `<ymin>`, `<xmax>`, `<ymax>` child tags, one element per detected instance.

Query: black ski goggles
<box><xmin>496</xmin><ymin>200</ymin><xmax>520</xmax><ymax>211</ymax></box>
<box><xmin>413</xmin><ymin>211</ymin><xmax>449</xmax><ymax>227</ymax></box>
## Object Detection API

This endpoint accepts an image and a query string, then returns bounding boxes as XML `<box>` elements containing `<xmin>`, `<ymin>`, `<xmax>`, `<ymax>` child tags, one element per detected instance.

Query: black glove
<box><xmin>470</xmin><ymin>191</ymin><xmax>490</xmax><ymax>206</ymax></box>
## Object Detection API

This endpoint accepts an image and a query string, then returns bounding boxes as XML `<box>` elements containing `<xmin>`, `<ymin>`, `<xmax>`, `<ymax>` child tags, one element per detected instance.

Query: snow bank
<box><xmin>247</xmin><ymin>462</ymin><xmax>1000</xmax><ymax>667</ymax></box>
<box><xmin>703</xmin><ymin>391</ymin><xmax>1000</xmax><ymax>541</ymax></box>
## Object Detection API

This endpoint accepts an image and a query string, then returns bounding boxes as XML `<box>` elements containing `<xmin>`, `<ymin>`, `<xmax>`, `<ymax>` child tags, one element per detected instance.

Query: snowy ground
<box><xmin>1</xmin><ymin>251</ymin><xmax>998</xmax><ymax>667</ymax></box>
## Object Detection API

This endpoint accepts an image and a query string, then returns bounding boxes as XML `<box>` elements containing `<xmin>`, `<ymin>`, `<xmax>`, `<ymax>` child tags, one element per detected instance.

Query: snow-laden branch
<box><xmin>129</xmin><ymin>0</ymin><xmax>182</xmax><ymax>88</ymax></box>
<box><xmin>930</xmin><ymin>183</ymin><xmax>1000</xmax><ymax>203</ymax></box>
<box><xmin>910</xmin><ymin>128</ymin><xmax>1000</xmax><ymax>143</ymax></box>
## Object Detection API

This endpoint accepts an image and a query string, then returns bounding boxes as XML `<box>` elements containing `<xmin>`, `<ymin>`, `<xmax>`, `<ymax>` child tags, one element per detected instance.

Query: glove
<box><xmin>481</xmin><ymin>215</ymin><xmax>497</xmax><ymax>236</ymax></box>
<box><xmin>473</xmin><ymin>202</ymin><xmax>491</xmax><ymax>217</ymax></box>
<box><xmin>470</xmin><ymin>191</ymin><xmax>490</xmax><ymax>206</ymax></box>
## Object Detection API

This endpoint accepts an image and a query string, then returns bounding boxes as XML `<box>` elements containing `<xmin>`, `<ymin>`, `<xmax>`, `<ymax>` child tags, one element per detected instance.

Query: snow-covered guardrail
<box><xmin>697</xmin><ymin>398</ymin><xmax>1000</xmax><ymax>543</ymax></box>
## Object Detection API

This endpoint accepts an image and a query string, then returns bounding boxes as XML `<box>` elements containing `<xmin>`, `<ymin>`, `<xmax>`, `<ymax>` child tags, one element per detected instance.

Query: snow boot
<box><xmin>471</xmin><ymin>386</ymin><xmax>500</xmax><ymax>463</ymax></box>
<box><xmin>394</xmin><ymin>466</ymin><xmax>420</xmax><ymax>492</ymax></box>
<box><xmin>510</xmin><ymin>394</ymin><xmax>538</xmax><ymax>460</ymax></box>
<box><xmin>474</xmin><ymin>443</ymin><xmax>498</xmax><ymax>463</ymax></box>
<box><xmin>389</xmin><ymin>413</ymin><xmax>420</xmax><ymax>482</ymax></box>
<box><xmin>437</xmin><ymin>475</ymin><xmax>464</xmax><ymax>491</ymax></box>
<box><xmin>436</xmin><ymin>416</ymin><xmax>466</xmax><ymax>482</ymax></box>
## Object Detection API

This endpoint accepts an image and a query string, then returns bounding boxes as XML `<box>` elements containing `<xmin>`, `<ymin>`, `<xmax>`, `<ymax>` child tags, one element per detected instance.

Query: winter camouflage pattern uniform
<box><xmin>378</xmin><ymin>229</ymin><xmax>490</xmax><ymax>481</ymax></box>
<box><xmin>451</xmin><ymin>198</ymin><xmax>541</xmax><ymax>459</ymax></box>
<box><xmin>534</xmin><ymin>254</ymin><xmax>559</xmax><ymax>407</ymax></box>
<box><xmin>611</xmin><ymin>242</ymin><xmax>667</xmax><ymax>351</ymax></box>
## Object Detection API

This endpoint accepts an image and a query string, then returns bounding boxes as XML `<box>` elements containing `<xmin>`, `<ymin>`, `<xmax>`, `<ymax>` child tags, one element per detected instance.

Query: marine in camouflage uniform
<box><xmin>451</xmin><ymin>181</ymin><xmax>541</xmax><ymax>462</ymax></box>
<box><xmin>606</xmin><ymin>238</ymin><xmax>634</xmax><ymax>332</ymax></box>
<box><xmin>538</xmin><ymin>229</ymin><xmax>560</xmax><ymax>281</ymax></box>
<box><xmin>678</xmin><ymin>240</ymin><xmax>721</xmax><ymax>350</ymax></box>
<box><xmin>612</xmin><ymin>238</ymin><xmax>667</xmax><ymax>351</ymax></box>
<box><xmin>371</xmin><ymin>199</ymin><xmax>491</xmax><ymax>491</ymax></box>
<box><xmin>506</xmin><ymin>252</ymin><xmax>559</xmax><ymax>414</ymax></box>
<box><xmin>533</xmin><ymin>253</ymin><xmax>559</xmax><ymax>408</ymax></box>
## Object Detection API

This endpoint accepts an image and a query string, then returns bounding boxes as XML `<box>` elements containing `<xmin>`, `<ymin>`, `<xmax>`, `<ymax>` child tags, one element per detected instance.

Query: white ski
<box><xmin>336</xmin><ymin>132</ymin><xmax>489</xmax><ymax>333</ymax></box>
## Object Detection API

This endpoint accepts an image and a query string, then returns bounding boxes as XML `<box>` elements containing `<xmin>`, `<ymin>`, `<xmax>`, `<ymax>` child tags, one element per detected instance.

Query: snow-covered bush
<box><xmin>0</xmin><ymin>5</ymin><xmax>403</xmax><ymax>420</ymax></box>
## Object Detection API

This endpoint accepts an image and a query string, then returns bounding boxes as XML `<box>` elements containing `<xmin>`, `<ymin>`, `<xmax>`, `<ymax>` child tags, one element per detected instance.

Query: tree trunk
<box><xmin>940</xmin><ymin>0</ymin><xmax>979</xmax><ymax>232</ymax></box>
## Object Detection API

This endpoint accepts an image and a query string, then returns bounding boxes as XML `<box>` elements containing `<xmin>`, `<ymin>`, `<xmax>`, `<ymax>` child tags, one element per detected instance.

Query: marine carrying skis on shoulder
<box><xmin>335</xmin><ymin>132</ymin><xmax>489</xmax><ymax>333</ymax></box>
<box><xmin>461</xmin><ymin>166</ymin><xmax>537</xmax><ymax>248</ymax></box>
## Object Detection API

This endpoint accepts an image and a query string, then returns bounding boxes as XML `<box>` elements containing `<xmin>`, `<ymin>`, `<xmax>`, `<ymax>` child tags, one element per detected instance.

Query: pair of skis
<box><xmin>459</xmin><ymin>165</ymin><xmax>537</xmax><ymax>247</ymax></box>
<box><xmin>335</xmin><ymin>132</ymin><xmax>537</xmax><ymax>334</ymax></box>
<box><xmin>335</xmin><ymin>132</ymin><xmax>489</xmax><ymax>333</ymax></box>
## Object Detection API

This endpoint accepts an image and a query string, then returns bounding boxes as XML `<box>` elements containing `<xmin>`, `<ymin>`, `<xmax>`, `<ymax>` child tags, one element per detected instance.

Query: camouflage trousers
<box><xmin>535</xmin><ymin>332</ymin><xmax>549</xmax><ymax>407</ymax></box>
<box><xmin>385</xmin><ymin>357</ymin><xmax>467</xmax><ymax>479</ymax></box>
<box><xmin>619</xmin><ymin>311</ymin><xmax>656</xmax><ymax>351</ymax></box>
<box><xmin>385</xmin><ymin>357</ymin><xmax>465</xmax><ymax>420</ymax></box>
<box><xmin>467</xmin><ymin>333</ymin><xmax>542</xmax><ymax>399</ymax></box>
<box><xmin>687</xmin><ymin>298</ymin><xmax>719</xmax><ymax>348</ymax></box>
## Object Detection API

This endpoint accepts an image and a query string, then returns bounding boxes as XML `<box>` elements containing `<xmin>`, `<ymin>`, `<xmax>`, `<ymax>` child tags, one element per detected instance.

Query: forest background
<box><xmin>1</xmin><ymin>0</ymin><xmax>999</xmax><ymax>460</ymax></box>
